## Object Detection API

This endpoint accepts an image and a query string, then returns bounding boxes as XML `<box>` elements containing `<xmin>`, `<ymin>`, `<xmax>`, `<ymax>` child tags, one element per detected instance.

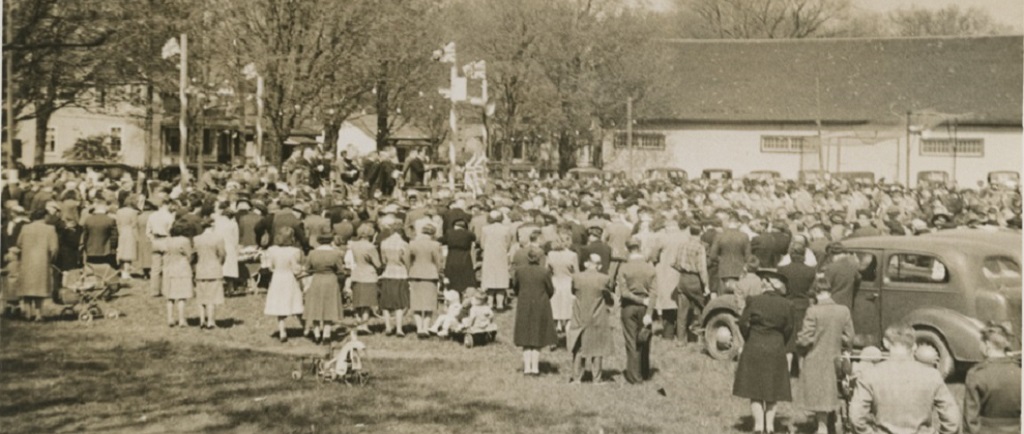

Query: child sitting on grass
<box><xmin>429</xmin><ymin>290</ymin><xmax>463</xmax><ymax>337</ymax></box>
<box><xmin>326</xmin><ymin>332</ymin><xmax>367</xmax><ymax>380</ymax></box>
<box><xmin>455</xmin><ymin>291</ymin><xmax>495</xmax><ymax>334</ymax></box>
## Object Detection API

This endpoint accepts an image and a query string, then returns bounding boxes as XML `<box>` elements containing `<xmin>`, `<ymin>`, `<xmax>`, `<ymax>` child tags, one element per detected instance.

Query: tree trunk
<box><xmin>33</xmin><ymin>108</ymin><xmax>52</xmax><ymax>166</ymax></box>
<box><xmin>375</xmin><ymin>77</ymin><xmax>389</xmax><ymax>151</ymax></box>
<box><xmin>322</xmin><ymin>119</ymin><xmax>340</xmax><ymax>156</ymax></box>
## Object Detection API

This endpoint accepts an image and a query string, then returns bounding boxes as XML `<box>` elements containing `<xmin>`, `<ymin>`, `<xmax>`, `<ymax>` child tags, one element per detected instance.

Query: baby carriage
<box><xmin>303</xmin><ymin>335</ymin><xmax>370</xmax><ymax>385</ymax></box>
<box><xmin>56</xmin><ymin>263</ymin><xmax>123</xmax><ymax>321</ymax></box>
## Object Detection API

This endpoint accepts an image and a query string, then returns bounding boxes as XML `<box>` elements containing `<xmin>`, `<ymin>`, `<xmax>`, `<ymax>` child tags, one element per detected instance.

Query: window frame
<box><xmin>920</xmin><ymin>138</ymin><xmax>984</xmax><ymax>157</ymax></box>
<box><xmin>883</xmin><ymin>252</ymin><xmax>953</xmax><ymax>288</ymax></box>
<box><xmin>760</xmin><ymin>135</ymin><xmax>817</xmax><ymax>154</ymax></box>
<box><xmin>45</xmin><ymin>127</ymin><xmax>56</xmax><ymax>153</ymax></box>
<box><xmin>110</xmin><ymin>126</ymin><xmax>122</xmax><ymax>152</ymax></box>
<box><xmin>613</xmin><ymin>131</ymin><xmax>665</xmax><ymax>150</ymax></box>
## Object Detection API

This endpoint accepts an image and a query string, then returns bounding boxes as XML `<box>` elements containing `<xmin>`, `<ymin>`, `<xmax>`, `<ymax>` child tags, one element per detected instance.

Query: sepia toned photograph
<box><xmin>0</xmin><ymin>0</ymin><xmax>1021</xmax><ymax>433</ymax></box>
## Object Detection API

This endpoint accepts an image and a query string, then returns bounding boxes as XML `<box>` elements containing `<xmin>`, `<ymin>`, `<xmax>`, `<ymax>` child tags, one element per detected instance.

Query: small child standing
<box><xmin>429</xmin><ymin>290</ymin><xmax>462</xmax><ymax>337</ymax></box>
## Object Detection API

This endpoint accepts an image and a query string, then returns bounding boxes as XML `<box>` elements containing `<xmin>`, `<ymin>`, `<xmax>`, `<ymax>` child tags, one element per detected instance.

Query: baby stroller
<box><xmin>307</xmin><ymin>336</ymin><xmax>370</xmax><ymax>385</ymax></box>
<box><xmin>56</xmin><ymin>263</ymin><xmax>123</xmax><ymax>322</ymax></box>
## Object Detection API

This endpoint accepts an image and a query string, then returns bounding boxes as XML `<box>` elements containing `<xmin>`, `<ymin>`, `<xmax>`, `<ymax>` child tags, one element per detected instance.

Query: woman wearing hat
<box><xmin>304</xmin><ymin>232</ymin><xmax>346</xmax><ymax>343</ymax></box>
<box><xmin>192</xmin><ymin>217</ymin><xmax>226</xmax><ymax>329</ymax></box>
<box><xmin>263</xmin><ymin>227</ymin><xmax>305</xmax><ymax>342</ymax></box>
<box><xmin>441</xmin><ymin>219</ymin><xmax>477</xmax><ymax>293</ymax></box>
<box><xmin>349</xmin><ymin>222</ymin><xmax>381</xmax><ymax>334</ymax></box>
<box><xmin>162</xmin><ymin>222</ymin><xmax>195</xmax><ymax>328</ymax></box>
<box><xmin>733</xmin><ymin>270</ymin><xmax>794</xmax><ymax>434</ymax></box>
<box><xmin>379</xmin><ymin>221</ymin><xmax>411</xmax><ymax>336</ymax></box>
<box><xmin>794</xmin><ymin>278</ymin><xmax>854</xmax><ymax>434</ymax></box>
<box><xmin>408</xmin><ymin>224</ymin><xmax>443</xmax><ymax>337</ymax></box>
<box><xmin>512</xmin><ymin>248</ymin><xmax>557</xmax><ymax>376</ymax></box>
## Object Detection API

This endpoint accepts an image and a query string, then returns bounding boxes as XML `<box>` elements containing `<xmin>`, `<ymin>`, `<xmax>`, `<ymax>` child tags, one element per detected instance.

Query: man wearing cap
<box><xmin>821</xmin><ymin>243</ymin><xmax>861</xmax><ymax>312</ymax></box>
<box><xmin>963</xmin><ymin>324</ymin><xmax>1021</xmax><ymax>433</ymax></box>
<box><xmin>616</xmin><ymin>238</ymin><xmax>656</xmax><ymax>384</ymax></box>
<box><xmin>82</xmin><ymin>202</ymin><xmax>118</xmax><ymax>267</ymax></box>
<box><xmin>672</xmin><ymin>220</ymin><xmax>710</xmax><ymax>344</ymax></box>
<box><xmin>577</xmin><ymin>225</ymin><xmax>612</xmax><ymax>274</ymax></box>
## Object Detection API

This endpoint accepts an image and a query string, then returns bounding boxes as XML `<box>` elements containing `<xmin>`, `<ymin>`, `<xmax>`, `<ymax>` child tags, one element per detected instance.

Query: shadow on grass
<box><xmin>733</xmin><ymin>413</ymin><xmax>819</xmax><ymax>434</ymax></box>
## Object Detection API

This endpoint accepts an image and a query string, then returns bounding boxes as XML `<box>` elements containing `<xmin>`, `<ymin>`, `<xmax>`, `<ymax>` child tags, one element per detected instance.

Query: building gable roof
<box><xmin>648</xmin><ymin>36</ymin><xmax>1023</xmax><ymax>127</ymax></box>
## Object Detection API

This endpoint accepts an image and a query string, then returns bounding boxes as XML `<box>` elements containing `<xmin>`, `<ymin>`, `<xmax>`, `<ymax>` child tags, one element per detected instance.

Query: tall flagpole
<box><xmin>178</xmin><ymin>33</ymin><xmax>188</xmax><ymax>186</ymax></box>
<box><xmin>448</xmin><ymin>51</ymin><xmax>457</xmax><ymax>192</ymax></box>
<box><xmin>256</xmin><ymin>75</ymin><xmax>264</xmax><ymax>165</ymax></box>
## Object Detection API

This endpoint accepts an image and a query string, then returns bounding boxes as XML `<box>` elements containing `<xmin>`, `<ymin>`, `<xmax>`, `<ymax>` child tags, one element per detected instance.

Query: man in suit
<box><xmin>709</xmin><ymin>212</ymin><xmax>751</xmax><ymax>294</ymax></box>
<box><xmin>617</xmin><ymin>239</ymin><xmax>656</xmax><ymax>384</ymax></box>
<box><xmin>268</xmin><ymin>196</ymin><xmax>307</xmax><ymax>251</ymax></box>
<box><xmin>821</xmin><ymin>243</ymin><xmax>861</xmax><ymax>309</ymax></box>
<box><xmin>850</xmin><ymin>323</ymin><xmax>960</xmax><ymax>434</ymax></box>
<box><xmin>577</xmin><ymin>226</ymin><xmax>612</xmax><ymax>274</ymax></box>
<box><xmin>82</xmin><ymin>202</ymin><xmax>118</xmax><ymax>267</ymax></box>
<box><xmin>962</xmin><ymin>323</ymin><xmax>1021</xmax><ymax>433</ymax></box>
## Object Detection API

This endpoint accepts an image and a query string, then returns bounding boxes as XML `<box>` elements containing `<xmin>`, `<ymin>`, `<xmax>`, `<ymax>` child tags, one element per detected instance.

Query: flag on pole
<box><xmin>433</xmin><ymin>42</ymin><xmax>456</xmax><ymax>63</ymax></box>
<box><xmin>161</xmin><ymin>37</ymin><xmax>181</xmax><ymax>59</ymax></box>
<box><xmin>242</xmin><ymin>63</ymin><xmax>258</xmax><ymax>80</ymax></box>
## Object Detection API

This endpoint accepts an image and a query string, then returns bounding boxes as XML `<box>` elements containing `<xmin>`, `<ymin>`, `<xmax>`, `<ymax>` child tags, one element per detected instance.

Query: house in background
<box><xmin>336</xmin><ymin>114</ymin><xmax>435</xmax><ymax>162</ymax></box>
<box><xmin>600</xmin><ymin>36</ymin><xmax>1023</xmax><ymax>186</ymax></box>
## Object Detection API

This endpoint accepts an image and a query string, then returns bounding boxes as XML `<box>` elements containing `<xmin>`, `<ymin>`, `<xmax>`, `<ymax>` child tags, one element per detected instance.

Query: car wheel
<box><xmin>704</xmin><ymin>312</ymin><xmax>742</xmax><ymax>361</ymax></box>
<box><xmin>914</xmin><ymin>329</ymin><xmax>954</xmax><ymax>379</ymax></box>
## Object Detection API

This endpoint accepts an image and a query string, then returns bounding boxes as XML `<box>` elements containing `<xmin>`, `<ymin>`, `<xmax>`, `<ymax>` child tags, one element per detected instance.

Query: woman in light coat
<box><xmin>408</xmin><ymin>224</ymin><xmax>444</xmax><ymax>337</ymax></box>
<box><xmin>348</xmin><ymin>223</ymin><xmax>382</xmax><ymax>334</ymax></box>
<box><xmin>795</xmin><ymin>279</ymin><xmax>854</xmax><ymax>434</ymax></box>
<box><xmin>214</xmin><ymin>204</ymin><xmax>240</xmax><ymax>293</ymax></box>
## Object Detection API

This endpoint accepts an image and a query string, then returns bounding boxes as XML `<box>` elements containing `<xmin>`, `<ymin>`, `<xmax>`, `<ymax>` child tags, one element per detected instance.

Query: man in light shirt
<box><xmin>145</xmin><ymin>195</ymin><xmax>174</xmax><ymax>297</ymax></box>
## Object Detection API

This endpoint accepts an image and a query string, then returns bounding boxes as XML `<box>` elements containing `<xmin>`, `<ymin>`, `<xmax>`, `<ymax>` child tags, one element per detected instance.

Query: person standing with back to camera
<box><xmin>616</xmin><ymin>238</ymin><xmax>656</xmax><ymax>385</ymax></box>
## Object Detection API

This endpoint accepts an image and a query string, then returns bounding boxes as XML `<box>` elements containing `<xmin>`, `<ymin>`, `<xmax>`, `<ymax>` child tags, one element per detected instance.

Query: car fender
<box><xmin>902</xmin><ymin>307</ymin><xmax>985</xmax><ymax>363</ymax></box>
<box><xmin>700</xmin><ymin>294</ymin><xmax>743</xmax><ymax>326</ymax></box>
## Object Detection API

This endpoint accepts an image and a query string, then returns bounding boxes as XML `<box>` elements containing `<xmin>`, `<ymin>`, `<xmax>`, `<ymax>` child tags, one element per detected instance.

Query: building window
<box><xmin>760</xmin><ymin>135</ymin><xmax>817</xmax><ymax>153</ymax></box>
<box><xmin>45</xmin><ymin>127</ymin><xmax>56</xmax><ymax>153</ymax></box>
<box><xmin>110</xmin><ymin>127</ymin><xmax>122</xmax><ymax>152</ymax></box>
<box><xmin>921</xmin><ymin>138</ymin><xmax>983</xmax><ymax>157</ymax></box>
<box><xmin>613</xmin><ymin>131</ymin><xmax>665</xmax><ymax>150</ymax></box>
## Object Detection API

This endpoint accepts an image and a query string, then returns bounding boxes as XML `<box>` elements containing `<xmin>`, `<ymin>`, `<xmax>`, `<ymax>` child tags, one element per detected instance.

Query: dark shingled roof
<box><xmin>646</xmin><ymin>36</ymin><xmax>1023</xmax><ymax>126</ymax></box>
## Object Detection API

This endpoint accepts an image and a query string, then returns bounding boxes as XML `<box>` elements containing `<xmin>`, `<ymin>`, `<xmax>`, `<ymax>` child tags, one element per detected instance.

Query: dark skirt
<box><xmin>305</xmin><ymin>273</ymin><xmax>344</xmax><ymax>322</ymax></box>
<box><xmin>733</xmin><ymin>329</ymin><xmax>792</xmax><ymax>402</ymax></box>
<box><xmin>444</xmin><ymin>248</ymin><xmax>477</xmax><ymax>292</ymax></box>
<box><xmin>351</xmin><ymin>282</ymin><xmax>378</xmax><ymax>309</ymax></box>
<box><xmin>379</xmin><ymin>278</ymin><xmax>410</xmax><ymax>310</ymax></box>
<box><xmin>408</xmin><ymin>280</ymin><xmax>437</xmax><ymax>312</ymax></box>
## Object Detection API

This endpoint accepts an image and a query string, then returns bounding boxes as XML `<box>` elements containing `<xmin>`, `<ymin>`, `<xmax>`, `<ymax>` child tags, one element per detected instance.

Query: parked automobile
<box><xmin>567</xmin><ymin>167</ymin><xmax>623</xmax><ymax>182</ymax></box>
<box><xmin>701</xmin><ymin>168</ymin><xmax>732</xmax><ymax>180</ymax></box>
<box><xmin>700</xmin><ymin>230</ymin><xmax>1021</xmax><ymax>379</ymax></box>
<box><xmin>31</xmin><ymin>161</ymin><xmax>138</xmax><ymax>180</ymax></box>
<box><xmin>644</xmin><ymin>167</ymin><xmax>688</xmax><ymax>184</ymax></box>
<box><xmin>798</xmin><ymin>170</ymin><xmax>827</xmax><ymax>183</ymax></box>
<box><xmin>917</xmin><ymin>170</ymin><xmax>950</xmax><ymax>187</ymax></box>
<box><xmin>988</xmin><ymin>171</ymin><xmax>1020</xmax><ymax>189</ymax></box>
<box><xmin>746</xmin><ymin>170</ymin><xmax>781</xmax><ymax>182</ymax></box>
<box><xmin>834</xmin><ymin>171</ymin><xmax>876</xmax><ymax>185</ymax></box>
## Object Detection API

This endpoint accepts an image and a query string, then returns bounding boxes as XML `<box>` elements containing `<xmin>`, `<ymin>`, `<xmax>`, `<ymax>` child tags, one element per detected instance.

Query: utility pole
<box><xmin>815</xmin><ymin>77</ymin><xmax>825</xmax><ymax>173</ymax></box>
<box><xmin>905</xmin><ymin>111</ymin><xmax>911</xmax><ymax>186</ymax></box>
<box><xmin>5</xmin><ymin>4</ymin><xmax>15</xmax><ymax>172</ymax></box>
<box><xmin>626</xmin><ymin>96</ymin><xmax>633</xmax><ymax>167</ymax></box>
<box><xmin>178</xmin><ymin>33</ymin><xmax>188</xmax><ymax>186</ymax></box>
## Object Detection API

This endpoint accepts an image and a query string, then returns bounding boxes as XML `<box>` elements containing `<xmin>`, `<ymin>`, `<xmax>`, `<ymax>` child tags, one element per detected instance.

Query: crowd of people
<box><xmin>1</xmin><ymin>152</ymin><xmax>1020</xmax><ymax>433</ymax></box>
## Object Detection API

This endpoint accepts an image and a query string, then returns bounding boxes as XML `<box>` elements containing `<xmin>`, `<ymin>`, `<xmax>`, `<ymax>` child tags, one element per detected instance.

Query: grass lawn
<box><xmin>0</xmin><ymin>283</ymin><xmax>962</xmax><ymax>433</ymax></box>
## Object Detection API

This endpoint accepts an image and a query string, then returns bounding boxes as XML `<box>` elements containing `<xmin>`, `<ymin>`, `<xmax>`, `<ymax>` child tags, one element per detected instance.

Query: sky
<box><xmin>854</xmin><ymin>0</ymin><xmax>1023</xmax><ymax>32</ymax></box>
<box><xmin>645</xmin><ymin>0</ymin><xmax>1024</xmax><ymax>33</ymax></box>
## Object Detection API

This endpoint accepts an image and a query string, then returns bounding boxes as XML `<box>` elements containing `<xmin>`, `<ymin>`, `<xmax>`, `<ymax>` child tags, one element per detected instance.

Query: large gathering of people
<box><xmin>1</xmin><ymin>148</ymin><xmax>1020</xmax><ymax>433</ymax></box>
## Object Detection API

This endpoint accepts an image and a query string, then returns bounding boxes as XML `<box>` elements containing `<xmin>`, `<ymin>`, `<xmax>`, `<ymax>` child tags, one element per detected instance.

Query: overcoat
<box><xmin>480</xmin><ymin>223</ymin><xmax>513</xmax><ymax>289</ymax></box>
<box><xmin>16</xmin><ymin>220</ymin><xmax>58</xmax><ymax>298</ymax></box>
<box><xmin>83</xmin><ymin>213</ymin><xmax>118</xmax><ymax>257</ymax></box>
<box><xmin>567</xmin><ymin>269</ymin><xmax>614</xmax><ymax>358</ymax></box>
<box><xmin>733</xmin><ymin>291</ymin><xmax>794</xmax><ymax>402</ymax></box>
<box><xmin>794</xmin><ymin>298</ymin><xmax>854</xmax><ymax>411</ymax></box>
<box><xmin>710</xmin><ymin>228</ymin><xmax>750</xmax><ymax>279</ymax></box>
<box><xmin>114</xmin><ymin>207</ymin><xmax>139</xmax><ymax>262</ymax></box>
<box><xmin>441</xmin><ymin>228</ymin><xmax>476</xmax><ymax>291</ymax></box>
<box><xmin>512</xmin><ymin>264</ymin><xmax>558</xmax><ymax>348</ymax></box>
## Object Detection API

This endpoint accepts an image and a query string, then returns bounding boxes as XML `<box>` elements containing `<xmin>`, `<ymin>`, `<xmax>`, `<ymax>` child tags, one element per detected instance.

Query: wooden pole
<box><xmin>905</xmin><ymin>111</ymin><xmax>911</xmax><ymax>186</ymax></box>
<box><xmin>178</xmin><ymin>34</ymin><xmax>188</xmax><ymax>186</ymax></box>
<box><xmin>5</xmin><ymin>4</ymin><xmax>15</xmax><ymax>172</ymax></box>
<box><xmin>256</xmin><ymin>75</ymin><xmax>264</xmax><ymax>165</ymax></box>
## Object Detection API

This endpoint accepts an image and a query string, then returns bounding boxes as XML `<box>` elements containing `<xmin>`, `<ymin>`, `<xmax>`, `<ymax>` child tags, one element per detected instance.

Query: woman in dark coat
<box><xmin>441</xmin><ymin>219</ymin><xmax>477</xmax><ymax>292</ymax></box>
<box><xmin>733</xmin><ymin>271</ymin><xmax>794</xmax><ymax>434</ymax></box>
<box><xmin>512</xmin><ymin>249</ymin><xmax>557</xmax><ymax>376</ymax></box>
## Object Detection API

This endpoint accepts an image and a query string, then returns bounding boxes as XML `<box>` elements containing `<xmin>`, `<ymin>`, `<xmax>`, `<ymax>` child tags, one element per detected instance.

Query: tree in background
<box><xmin>887</xmin><ymin>5</ymin><xmax>1013</xmax><ymax>37</ymax></box>
<box><xmin>678</xmin><ymin>0</ymin><xmax>852</xmax><ymax>39</ymax></box>
<box><xmin>63</xmin><ymin>133</ymin><xmax>121</xmax><ymax>162</ymax></box>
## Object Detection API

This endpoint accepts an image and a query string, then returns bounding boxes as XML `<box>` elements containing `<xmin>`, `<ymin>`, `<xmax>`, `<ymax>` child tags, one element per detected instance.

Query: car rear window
<box><xmin>886</xmin><ymin>254</ymin><xmax>950</xmax><ymax>284</ymax></box>
<box><xmin>982</xmin><ymin>256</ymin><xmax>1021</xmax><ymax>288</ymax></box>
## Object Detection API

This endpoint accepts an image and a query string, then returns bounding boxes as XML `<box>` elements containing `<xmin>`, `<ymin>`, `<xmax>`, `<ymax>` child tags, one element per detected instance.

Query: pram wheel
<box><xmin>88</xmin><ymin>306</ymin><xmax>103</xmax><ymax>319</ymax></box>
<box><xmin>463</xmin><ymin>334</ymin><xmax>474</xmax><ymax>348</ymax></box>
<box><xmin>79</xmin><ymin>312</ymin><xmax>93</xmax><ymax>322</ymax></box>
<box><xmin>60</xmin><ymin>307</ymin><xmax>77</xmax><ymax>321</ymax></box>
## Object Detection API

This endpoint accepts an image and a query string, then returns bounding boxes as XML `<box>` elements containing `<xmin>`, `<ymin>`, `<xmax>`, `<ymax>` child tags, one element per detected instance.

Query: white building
<box><xmin>601</xmin><ymin>36</ymin><xmax>1023</xmax><ymax>186</ymax></box>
